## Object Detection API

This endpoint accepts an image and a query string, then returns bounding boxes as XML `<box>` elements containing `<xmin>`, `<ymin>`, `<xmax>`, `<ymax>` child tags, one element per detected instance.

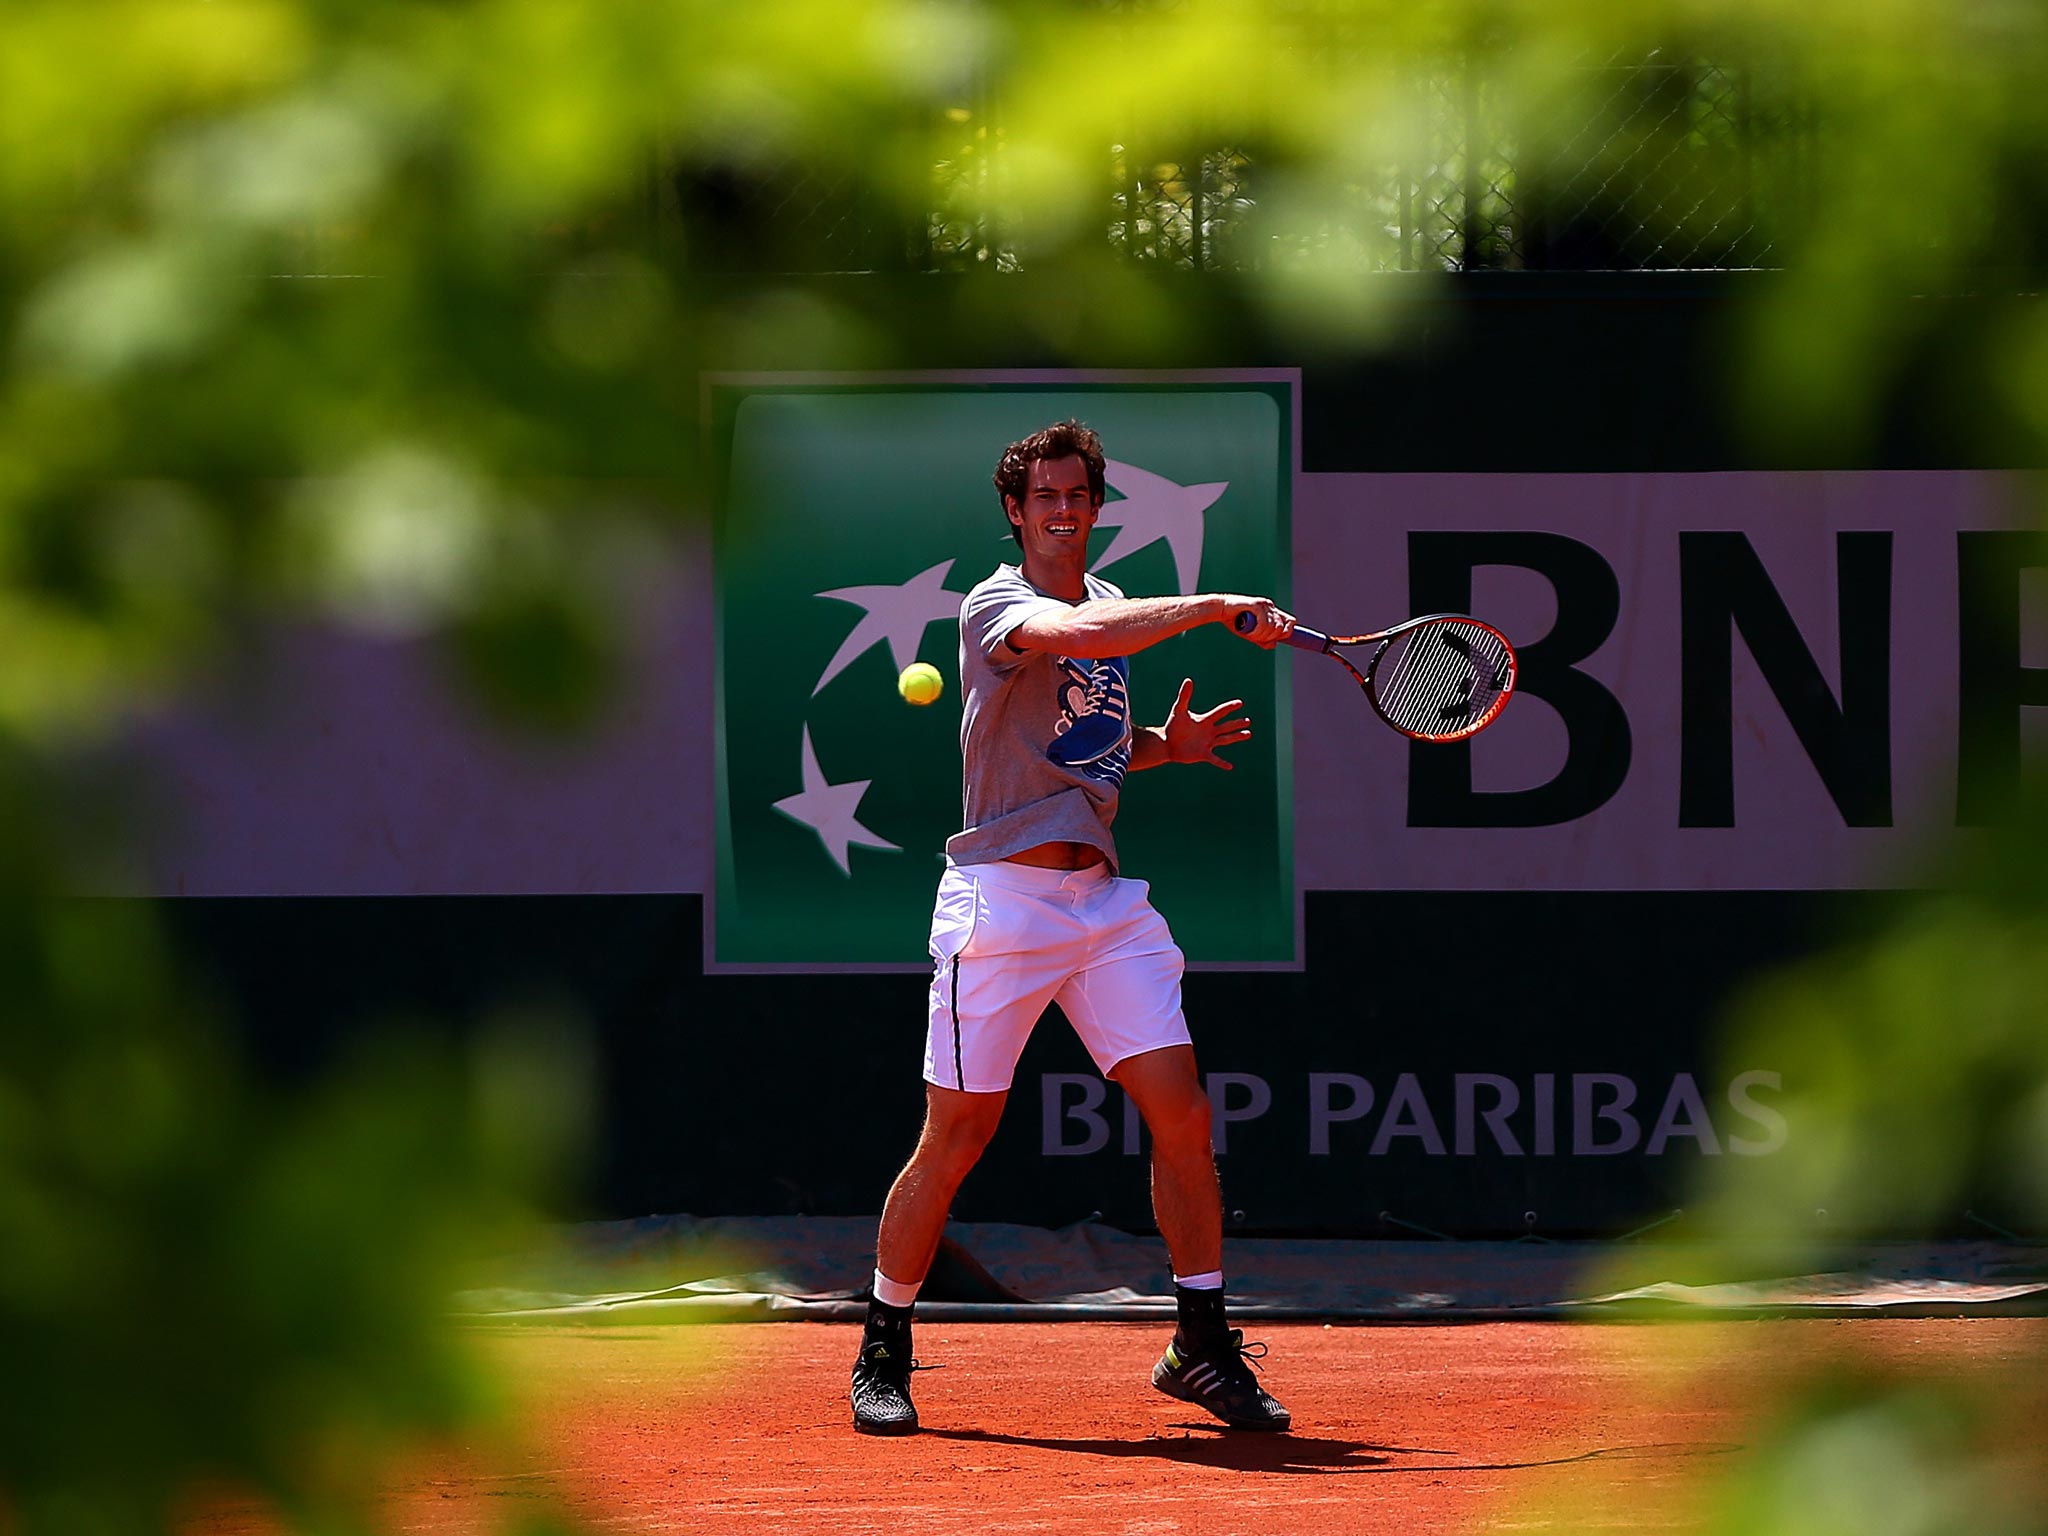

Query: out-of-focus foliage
<box><xmin>1696</xmin><ymin>1365</ymin><xmax>2048</xmax><ymax>1536</ymax></box>
<box><xmin>1603</xmin><ymin>791</ymin><xmax>2048</xmax><ymax>1276</ymax></box>
<box><xmin>1704</xmin><ymin>898</ymin><xmax>2048</xmax><ymax>1255</ymax></box>
<box><xmin>1572</xmin><ymin>763</ymin><xmax>2048</xmax><ymax>1252</ymax></box>
<box><xmin>1582</xmin><ymin>784</ymin><xmax>2048</xmax><ymax>1531</ymax></box>
<box><xmin>0</xmin><ymin>745</ymin><xmax>594</xmax><ymax>1534</ymax></box>
<box><xmin>2</xmin><ymin>0</ymin><xmax>2046</xmax><ymax>740</ymax></box>
<box><xmin>4</xmin><ymin>3</ymin><xmax>2048</xmax><ymax>1535</ymax></box>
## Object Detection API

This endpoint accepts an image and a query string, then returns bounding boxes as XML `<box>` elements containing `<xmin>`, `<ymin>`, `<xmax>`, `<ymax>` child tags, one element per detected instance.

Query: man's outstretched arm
<box><xmin>1008</xmin><ymin>594</ymin><xmax>1293</xmax><ymax>659</ymax></box>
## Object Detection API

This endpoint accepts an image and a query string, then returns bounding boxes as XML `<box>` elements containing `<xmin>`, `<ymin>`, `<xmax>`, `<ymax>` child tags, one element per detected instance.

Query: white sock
<box><xmin>1173</xmin><ymin>1269</ymin><xmax>1224</xmax><ymax>1291</ymax></box>
<box><xmin>872</xmin><ymin>1268</ymin><xmax>921</xmax><ymax>1309</ymax></box>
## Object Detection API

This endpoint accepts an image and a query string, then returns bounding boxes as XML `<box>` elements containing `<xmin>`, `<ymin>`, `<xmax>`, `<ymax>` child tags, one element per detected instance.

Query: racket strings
<box><xmin>1373</xmin><ymin>624</ymin><xmax>1512</xmax><ymax>737</ymax></box>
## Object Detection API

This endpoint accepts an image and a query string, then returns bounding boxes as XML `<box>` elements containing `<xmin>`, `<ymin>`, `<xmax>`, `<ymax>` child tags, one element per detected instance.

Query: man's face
<box><xmin>1006</xmin><ymin>455</ymin><xmax>1100</xmax><ymax>558</ymax></box>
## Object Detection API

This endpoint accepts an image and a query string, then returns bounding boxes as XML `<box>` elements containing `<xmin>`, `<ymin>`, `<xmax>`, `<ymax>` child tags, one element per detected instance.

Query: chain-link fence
<box><xmin>667</xmin><ymin>48</ymin><xmax>1806</xmax><ymax>274</ymax></box>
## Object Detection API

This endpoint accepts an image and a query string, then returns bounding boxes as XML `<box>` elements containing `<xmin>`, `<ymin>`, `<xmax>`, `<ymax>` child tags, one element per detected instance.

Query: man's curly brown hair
<box><xmin>992</xmin><ymin>420</ymin><xmax>1106</xmax><ymax>545</ymax></box>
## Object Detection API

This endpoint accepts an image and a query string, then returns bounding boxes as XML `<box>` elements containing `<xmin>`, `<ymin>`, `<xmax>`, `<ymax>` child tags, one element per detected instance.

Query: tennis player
<box><xmin>850</xmin><ymin>419</ymin><xmax>1296</xmax><ymax>1436</ymax></box>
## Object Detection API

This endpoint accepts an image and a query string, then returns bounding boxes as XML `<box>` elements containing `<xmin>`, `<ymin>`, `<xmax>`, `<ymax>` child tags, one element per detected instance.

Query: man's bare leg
<box><xmin>874</xmin><ymin>1083</ymin><xmax>1009</xmax><ymax>1288</ymax></box>
<box><xmin>1115</xmin><ymin>1043</ymin><xmax>1290</xmax><ymax>1431</ymax></box>
<box><xmin>1111</xmin><ymin>1044</ymin><xmax>1220</xmax><ymax>1275</ymax></box>
<box><xmin>853</xmin><ymin>1083</ymin><xmax>1006</xmax><ymax>1435</ymax></box>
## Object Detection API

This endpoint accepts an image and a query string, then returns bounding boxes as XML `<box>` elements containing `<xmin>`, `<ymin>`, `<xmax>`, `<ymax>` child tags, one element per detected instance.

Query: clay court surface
<box><xmin>254</xmin><ymin>1316</ymin><xmax>2047</xmax><ymax>1536</ymax></box>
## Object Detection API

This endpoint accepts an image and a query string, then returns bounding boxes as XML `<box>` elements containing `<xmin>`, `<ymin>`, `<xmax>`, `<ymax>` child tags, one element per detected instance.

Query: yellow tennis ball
<box><xmin>898</xmin><ymin>661</ymin><xmax>944</xmax><ymax>706</ymax></box>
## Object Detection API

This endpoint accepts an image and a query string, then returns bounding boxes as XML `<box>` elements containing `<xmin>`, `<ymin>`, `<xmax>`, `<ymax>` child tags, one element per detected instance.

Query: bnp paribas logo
<box><xmin>770</xmin><ymin>460</ymin><xmax>1228</xmax><ymax>875</ymax></box>
<box><xmin>711</xmin><ymin>378</ymin><xmax>1294</xmax><ymax>971</ymax></box>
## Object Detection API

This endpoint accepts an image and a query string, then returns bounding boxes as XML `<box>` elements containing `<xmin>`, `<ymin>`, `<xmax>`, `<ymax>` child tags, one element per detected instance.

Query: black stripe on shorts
<box><xmin>950</xmin><ymin>953</ymin><xmax>963</xmax><ymax>1089</ymax></box>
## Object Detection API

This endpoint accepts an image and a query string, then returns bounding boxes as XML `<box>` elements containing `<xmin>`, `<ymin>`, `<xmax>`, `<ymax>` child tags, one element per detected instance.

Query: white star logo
<box><xmin>771</xmin><ymin>725</ymin><xmax>901</xmax><ymax>876</ymax></box>
<box><xmin>1089</xmin><ymin>460</ymin><xmax>1226</xmax><ymax>596</ymax></box>
<box><xmin>812</xmin><ymin>559</ymin><xmax>966</xmax><ymax>696</ymax></box>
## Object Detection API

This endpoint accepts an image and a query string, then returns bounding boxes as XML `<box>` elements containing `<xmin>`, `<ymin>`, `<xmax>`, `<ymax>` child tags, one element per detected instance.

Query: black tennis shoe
<box><xmin>1152</xmin><ymin>1329</ymin><xmax>1291</xmax><ymax>1431</ymax></box>
<box><xmin>850</xmin><ymin>1336</ymin><xmax>922</xmax><ymax>1435</ymax></box>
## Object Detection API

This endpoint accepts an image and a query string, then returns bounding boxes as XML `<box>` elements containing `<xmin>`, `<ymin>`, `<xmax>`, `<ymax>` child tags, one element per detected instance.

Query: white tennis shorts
<box><xmin>923</xmin><ymin>858</ymin><xmax>1190</xmax><ymax>1093</ymax></box>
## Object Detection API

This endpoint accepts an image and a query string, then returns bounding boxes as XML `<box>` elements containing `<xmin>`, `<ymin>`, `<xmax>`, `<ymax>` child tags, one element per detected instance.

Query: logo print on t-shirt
<box><xmin>1048</xmin><ymin>654</ymin><xmax>1132</xmax><ymax>785</ymax></box>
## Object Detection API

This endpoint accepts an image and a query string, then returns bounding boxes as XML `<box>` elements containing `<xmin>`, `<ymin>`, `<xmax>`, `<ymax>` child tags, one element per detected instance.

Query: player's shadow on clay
<box><xmin>923</xmin><ymin>1426</ymin><xmax>1390</xmax><ymax>1472</ymax></box>
<box><xmin>925</xmin><ymin>1430</ymin><xmax>1744</xmax><ymax>1475</ymax></box>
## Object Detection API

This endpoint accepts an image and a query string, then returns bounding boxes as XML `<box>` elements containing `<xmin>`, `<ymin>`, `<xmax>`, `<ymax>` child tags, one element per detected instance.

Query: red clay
<box><xmin>314</xmin><ymin>1318</ymin><xmax>2048</xmax><ymax>1535</ymax></box>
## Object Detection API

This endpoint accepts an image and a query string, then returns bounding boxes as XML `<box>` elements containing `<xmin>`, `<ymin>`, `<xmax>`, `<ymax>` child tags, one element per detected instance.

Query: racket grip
<box><xmin>1232</xmin><ymin>611</ymin><xmax>1329</xmax><ymax>651</ymax></box>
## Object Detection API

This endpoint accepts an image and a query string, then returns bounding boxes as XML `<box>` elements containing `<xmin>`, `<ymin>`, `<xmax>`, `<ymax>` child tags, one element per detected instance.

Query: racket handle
<box><xmin>1233</xmin><ymin>610</ymin><xmax>1329</xmax><ymax>652</ymax></box>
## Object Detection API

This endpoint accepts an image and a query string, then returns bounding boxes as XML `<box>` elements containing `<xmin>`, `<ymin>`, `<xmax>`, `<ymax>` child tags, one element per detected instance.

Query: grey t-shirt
<box><xmin>944</xmin><ymin>564</ymin><xmax>1134</xmax><ymax>871</ymax></box>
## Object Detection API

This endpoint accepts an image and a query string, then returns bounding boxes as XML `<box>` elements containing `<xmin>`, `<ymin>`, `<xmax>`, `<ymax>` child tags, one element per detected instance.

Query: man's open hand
<box><xmin>1163</xmin><ymin>678</ymin><xmax>1252</xmax><ymax>769</ymax></box>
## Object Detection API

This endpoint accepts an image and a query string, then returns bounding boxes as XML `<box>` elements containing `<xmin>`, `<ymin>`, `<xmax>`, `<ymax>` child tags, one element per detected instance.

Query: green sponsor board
<box><xmin>711</xmin><ymin>380</ymin><xmax>1294</xmax><ymax>969</ymax></box>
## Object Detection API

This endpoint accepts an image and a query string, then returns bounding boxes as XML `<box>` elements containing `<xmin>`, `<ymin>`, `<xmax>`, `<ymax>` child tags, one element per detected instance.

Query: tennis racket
<box><xmin>1234</xmin><ymin>610</ymin><xmax>1517</xmax><ymax>741</ymax></box>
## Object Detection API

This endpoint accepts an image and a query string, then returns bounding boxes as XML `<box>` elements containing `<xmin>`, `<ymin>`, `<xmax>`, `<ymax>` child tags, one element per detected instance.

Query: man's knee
<box><xmin>1144</xmin><ymin>1082</ymin><xmax>1213</xmax><ymax>1155</ymax></box>
<box><xmin>914</xmin><ymin>1094</ymin><xmax>1005</xmax><ymax>1180</ymax></box>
